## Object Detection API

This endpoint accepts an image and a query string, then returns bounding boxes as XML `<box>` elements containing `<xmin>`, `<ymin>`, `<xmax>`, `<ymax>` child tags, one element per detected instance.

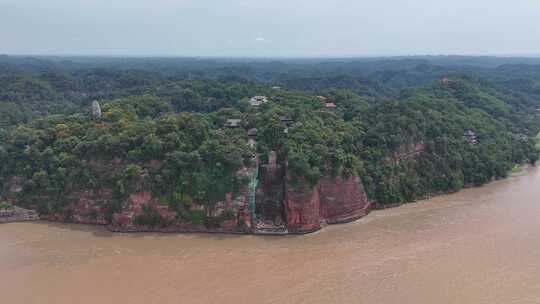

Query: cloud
<box><xmin>2</xmin><ymin>0</ymin><xmax>540</xmax><ymax>56</ymax></box>
<box><xmin>254</xmin><ymin>37</ymin><xmax>271</xmax><ymax>43</ymax></box>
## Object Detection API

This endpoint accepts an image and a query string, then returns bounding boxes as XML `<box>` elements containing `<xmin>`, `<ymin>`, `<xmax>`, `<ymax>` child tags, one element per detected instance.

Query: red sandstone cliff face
<box><xmin>8</xmin><ymin>158</ymin><xmax>375</xmax><ymax>234</ymax></box>
<box><xmin>40</xmin><ymin>189</ymin><xmax>112</xmax><ymax>225</ymax></box>
<box><xmin>284</xmin><ymin>174</ymin><xmax>373</xmax><ymax>234</ymax></box>
<box><xmin>63</xmin><ymin>189</ymin><xmax>110</xmax><ymax>225</ymax></box>
<box><xmin>9</xmin><ymin>162</ymin><xmax>254</xmax><ymax>233</ymax></box>
<box><xmin>28</xmin><ymin>159</ymin><xmax>122</xmax><ymax>224</ymax></box>
<box><xmin>319</xmin><ymin>175</ymin><xmax>373</xmax><ymax>224</ymax></box>
<box><xmin>254</xmin><ymin>154</ymin><xmax>287</xmax><ymax>230</ymax></box>
<box><xmin>108</xmin><ymin>165</ymin><xmax>253</xmax><ymax>233</ymax></box>
<box><xmin>284</xmin><ymin>178</ymin><xmax>322</xmax><ymax>233</ymax></box>
<box><xmin>385</xmin><ymin>141</ymin><xmax>425</xmax><ymax>164</ymax></box>
<box><xmin>111</xmin><ymin>192</ymin><xmax>174</xmax><ymax>230</ymax></box>
<box><xmin>109</xmin><ymin>189</ymin><xmax>252</xmax><ymax>233</ymax></box>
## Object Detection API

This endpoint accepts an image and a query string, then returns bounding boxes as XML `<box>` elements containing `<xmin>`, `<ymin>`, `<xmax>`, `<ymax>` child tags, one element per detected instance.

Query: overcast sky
<box><xmin>1</xmin><ymin>0</ymin><xmax>539</xmax><ymax>57</ymax></box>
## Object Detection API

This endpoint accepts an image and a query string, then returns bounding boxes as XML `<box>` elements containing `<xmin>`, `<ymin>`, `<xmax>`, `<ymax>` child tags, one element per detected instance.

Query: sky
<box><xmin>1</xmin><ymin>0</ymin><xmax>539</xmax><ymax>57</ymax></box>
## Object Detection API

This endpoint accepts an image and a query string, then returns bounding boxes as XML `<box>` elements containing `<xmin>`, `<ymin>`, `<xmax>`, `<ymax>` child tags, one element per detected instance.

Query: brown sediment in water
<box><xmin>2</xmin><ymin>166</ymin><xmax>540</xmax><ymax>304</ymax></box>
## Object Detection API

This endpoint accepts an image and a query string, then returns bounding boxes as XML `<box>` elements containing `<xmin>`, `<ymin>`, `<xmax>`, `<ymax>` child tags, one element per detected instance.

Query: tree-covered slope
<box><xmin>1</xmin><ymin>76</ymin><xmax>538</xmax><ymax>216</ymax></box>
<box><xmin>1</xmin><ymin>57</ymin><xmax>540</xmax><ymax>227</ymax></box>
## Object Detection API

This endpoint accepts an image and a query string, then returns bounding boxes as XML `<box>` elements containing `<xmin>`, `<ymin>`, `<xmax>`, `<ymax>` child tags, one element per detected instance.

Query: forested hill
<box><xmin>1</xmin><ymin>56</ymin><xmax>539</xmax><ymax>221</ymax></box>
<box><xmin>2</xmin><ymin>55</ymin><xmax>540</xmax><ymax>123</ymax></box>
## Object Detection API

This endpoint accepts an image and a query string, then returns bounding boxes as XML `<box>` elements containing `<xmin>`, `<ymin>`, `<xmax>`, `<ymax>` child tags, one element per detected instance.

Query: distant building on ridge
<box><xmin>249</xmin><ymin>96</ymin><xmax>269</xmax><ymax>107</ymax></box>
<box><xmin>464</xmin><ymin>130</ymin><xmax>478</xmax><ymax>144</ymax></box>
<box><xmin>325</xmin><ymin>102</ymin><xmax>337</xmax><ymax>110</ymax></box>
<box><xmin>224</xmin><ymin>119</ymin><xmax>242</xmax><ymax>128</ymax></box>
<box><xmin>318</xmin><ymin>96</ymin><xmax>337</xmax><ymax>111</ymax></box>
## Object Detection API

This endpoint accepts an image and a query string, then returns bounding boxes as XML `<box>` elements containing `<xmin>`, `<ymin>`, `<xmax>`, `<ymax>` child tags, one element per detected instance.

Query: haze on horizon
<box><xmin>1</xmin><ymin>0</ymin><xmax>539</xmax><ymax>57</ymax></box>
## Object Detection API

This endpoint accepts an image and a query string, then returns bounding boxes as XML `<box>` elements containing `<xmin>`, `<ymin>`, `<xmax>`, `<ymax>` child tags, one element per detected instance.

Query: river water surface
<box><xmin>2</xmin><ymin>167</ymin><xmax>540</xmax><ymax>304</ymax></box>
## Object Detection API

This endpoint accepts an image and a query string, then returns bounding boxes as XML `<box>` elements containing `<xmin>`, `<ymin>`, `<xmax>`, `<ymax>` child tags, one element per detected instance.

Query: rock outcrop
<box><xmin>108</xmin><ymin>164</ymin><xmax>254</xmax><ymax>233</ymax></box>
<box><xmin>319</xmin><ymin>175</ymin><xmax>373</xmax><ymax>224</ymax></box>
<box><xmin>0</xmin><ymin>206</ymin><xmax>39</xmax><ymax>223</ymax></box>
<box><xmin>284</xmin><ymin>177</ymin><xmax>322</xmax><ymax>233</ymax></box>
<box><xmin>254</xmin><ymin>151</ymin><xmax>287</xmax><ymax>233</ymax></box>
<box><xmin>6</xmin><ymin>153</ymin><xmax>377</xmax><ymax>234</ymax></box>
<box><xmin>284</xmin><ymin>175</ymin><xmax>373</xmax><ymax>234</ymax></box>
<box><xmin>385</xmin><ymin>141</ymin><xmax>425</xmax><ymax>164</ymax></box>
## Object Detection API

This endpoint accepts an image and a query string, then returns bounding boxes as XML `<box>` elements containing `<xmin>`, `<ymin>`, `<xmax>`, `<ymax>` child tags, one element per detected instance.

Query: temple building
<box><xmin>224</xmin><ymin>119</ymin><xmax>242</xmax><ymax>128</ymax></box>
<box><xmin>325</xmin><ymin>102</ymin><xmax>337</xmax><ymax>110</ymax></box>
<box><xmin>464</xmin><ymin>130</ymin><xmax>478</xmax><ymax>144</ymax></box>
<box><xmin>249</xmin><ymin>96</ymin><xmax>269</xmax><ymax>107</ymax></box>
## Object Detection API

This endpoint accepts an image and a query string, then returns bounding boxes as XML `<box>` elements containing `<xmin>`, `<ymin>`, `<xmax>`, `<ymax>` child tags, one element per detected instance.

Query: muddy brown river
<box><xmin>2</xmin><ymin>167</ymin><xmax>540</xmax><ymax>304</ymax></box>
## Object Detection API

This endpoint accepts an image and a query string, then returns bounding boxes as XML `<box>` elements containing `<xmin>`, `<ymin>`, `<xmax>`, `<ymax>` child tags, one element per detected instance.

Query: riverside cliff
<box><xmin>3</xmin><ymin>124</ymin><xmax>535</xmax><ymax>235</ymax></box>
<box><xmin>2</xmin><ymin>75</ymin><xmax>539</xmax><ymax>235</ymax></box>
<box><xmin>5</xmin><ymin>150</ymin><xmax>375</xmax><ymax>234</ymax></box>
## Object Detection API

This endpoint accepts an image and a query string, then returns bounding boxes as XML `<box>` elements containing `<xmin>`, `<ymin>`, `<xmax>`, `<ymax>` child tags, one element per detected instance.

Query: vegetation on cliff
<box><xmin>0</xmin><ymin>201</ymin><xmax>11</xmax><ymax>210</ymax></box>
<box><xmin>1</xmin><ymin>56</ymin><xmax>539</xmax><ymax>221</ymax></box>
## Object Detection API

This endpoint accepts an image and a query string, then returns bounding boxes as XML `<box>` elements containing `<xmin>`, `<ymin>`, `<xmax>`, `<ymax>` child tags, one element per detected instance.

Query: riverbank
<box><xmin>0</xmin><ymin>205</ymin><xmax>39</xmax><ymax>224</ymax></box>
<box><xmin>2</xmin><ymin>165</ymin><xmax>540</xmax><ymax>304</ymax></box>
<box><xmin>22</xmin><ymin>164</ymin><xmax>531</xmax><ymax>235</ymax></box>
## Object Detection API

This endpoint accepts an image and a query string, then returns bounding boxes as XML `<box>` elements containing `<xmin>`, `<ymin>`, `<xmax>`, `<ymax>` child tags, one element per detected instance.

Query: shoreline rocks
<box><xmin>0</xmin><ymin>206</ymin><xmax>39</xmax><ymax>224</ymax></box>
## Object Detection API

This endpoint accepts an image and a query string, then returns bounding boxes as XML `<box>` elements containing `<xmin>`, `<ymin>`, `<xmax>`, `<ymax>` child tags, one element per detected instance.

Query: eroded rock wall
<box><xmin>283</xmin><ymin>174</ymin><xmax>373</xmax><ymax>233</ymax></box>
<box><xmin>319</xmin><ymin>175</ymin><xmax>373</xmax><ymax>224</ymax></box>
<box><xmin>109</xmin><ymin>190</ymin><xmax>252</xmax><ymax>233</ymax></box>
<box><xmin>254</xmin><ymin>156</ymin><xmax>287</xmax><ymax>230</ymax></box>
<box><xmin>284</xmin><ymin>178</ymin><xmax>322</xmax><ymax>234</ymax></box>
<box><xmin>8</xmin><ymin>160</ymin><xmax>376</xmax><ymax>235</ymax></box>
<box><xmin>385</xmin><ymin>141</ymin><xmax>425</xmax><ymax>164</ymax></box>
<box><xmin>9</xmin><ymin>163</ymin><xmax>254</xmax><ymax>233</ymax></box>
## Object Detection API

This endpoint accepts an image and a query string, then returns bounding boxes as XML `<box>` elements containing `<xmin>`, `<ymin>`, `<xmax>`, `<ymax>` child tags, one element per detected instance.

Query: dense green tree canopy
<box><xmin>1</xmin><ymin>56</ymin><xmax>539</xmax><ymax>218</ymax></box>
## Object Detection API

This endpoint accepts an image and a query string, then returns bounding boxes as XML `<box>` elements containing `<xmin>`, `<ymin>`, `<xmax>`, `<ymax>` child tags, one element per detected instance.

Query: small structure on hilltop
<box><xmin>224</xmin><ymin>119</ymin><xmax>242</xmax><ymax>128</ymax></box>
<box><xmin>280</xmin><ymin>115</ymin><xmax>294</xmax><ymax>127</ymax></box>
<box><xmin>317</xmin><ymin>96</ymin><xmax>329</xmax><ymax>102</ymax></box>
<box><xmin>441</xmin><ymin>76</ymin><xmax>458</xmax><ymax>88</ymax></box>
<box><xmin>318</xmin><ymin>96</ymin><xmax>337</xmax><ymax>111</ymax></box>
<box><xmin>247</xmin><ymin>128</ymin><xmax>258</xmax><ymax>139</ymax></box>
<box><xmin>325</xmin><ymin>102</ymin><xmax>337</xmax><ymax>110</ymax></box>
<box><xmin>249</xmin><ymin>96</ymin><xmax>269</xmax><ymax>107</ymax></box>
<box><xmin>279</xmin><ymin>115</ymin><xmax>294</xmax><ymax>134</ymax></box>
<box><xmin>464</xmin><ymin>130</ymin><xmax>478</xmax><ymax>144</ymax></box>
<box><xmin>91</xmin><ymin>100</ymin><xmax>102</xmax><ymax>119</ymax></box>
<box><xmin>247</xmin><ymin>128</ymin><xmax>258</xmax><ymax>148</ymax></box>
